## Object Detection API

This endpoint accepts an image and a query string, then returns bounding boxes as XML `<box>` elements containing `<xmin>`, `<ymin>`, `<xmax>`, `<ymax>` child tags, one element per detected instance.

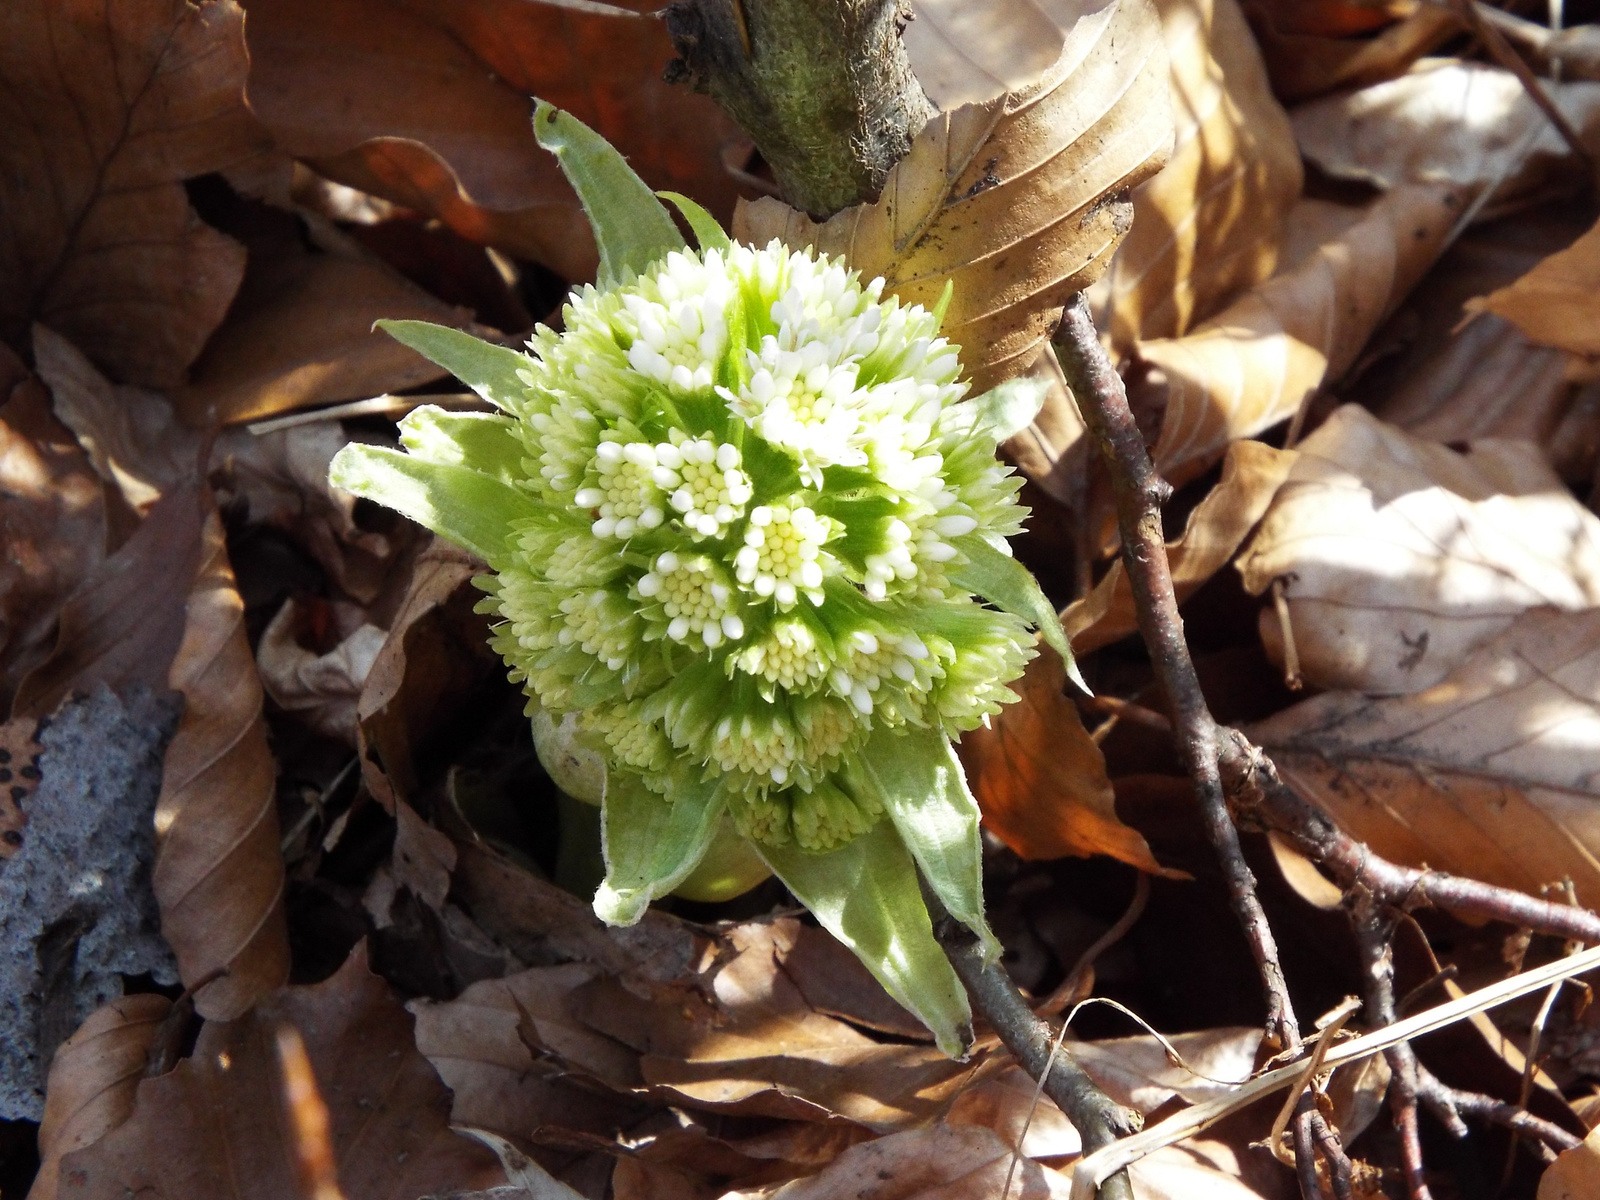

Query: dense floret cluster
<box><xmin>431</xmin><ymin>241</ymin><xmax>1034</xmax><ymax>851</ymax></box>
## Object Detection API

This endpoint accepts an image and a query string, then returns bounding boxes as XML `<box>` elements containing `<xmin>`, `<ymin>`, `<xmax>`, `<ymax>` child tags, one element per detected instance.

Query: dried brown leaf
<box><xmin>1242</xmin><ymin>0</ymin><xmax>1459</xmax><ymax>103</ymax></box>
<box><xmin>257</xmin><ymin>598</ymin><xmax>386</xmax><ymax>747</ymax></box>
<box><xmin>577</xmin><ymin>920</ymin><xmax>971</xmax><ymax>1132</ymax></box>
<box><xmin>1468</xmin><ymin>214</ymin><xmax>1600</xmax><ymax>359</ymax></box>
<box><xmin>449</xmin><ymin>840</ymin><xmax>698</xmax><ymax>987</ymax></box>
<box><xmin>243</xmin><ymin>0</ymin><xmax>740</xmax><ymax>280</ymax></box>
<box><xmin>154</xmin><ymin>500</ymin><xmax>289</xmax><ymax>1019</ymax></box>
<box><xmin>0</xmin><ymin>350</ymin><xmax>105</xmax><ymax>711</ymax></box>
<box><xmin>356</xmin><ymin>538</ymin><xmax>498</xmax><ymax>812</ymax></box>
<box><xmin>0</xmin><ymin>0</ymin><xmax>262</xmax><ymax>386</ymax></box>
<box><xmin>1062</xmin><ymin>439</ymin><xmax>1294</xmax><ymax>654</ymax></box>
<box><xmin>172</xmin><ymin>213</ymin><xmax>480</xmax><ymax>426</ymax></box>
<box><xmin>0</xmin><ymin>719</ymin><xmax>43</xmax><ymax>859</ymax></box>
<box><xmin>56</xmin><ymin>944</ymin><xmax>500</xmax><ymax>1200</ymax></box>
<box><xmin>1094</xmin><ymin>0</ymin><xmax>1302</xmax><ymax>352</ymax></box>
<box><xmin>1236</xmin><ymin>405</ymin><xmax>1600</xmax><ymax>693</ymax></box>
<box><xmin>11</xmin><ymin>481</ymin><xmax>206</xmax><ymax>719</ymax></box>
<box><xmin>735</xmin><ymin>0</ymin><xmax>1173</xmax><ymax>392</ymax></box>
<box><xmin>1540</xmin><ymin>1123</ymin><xmax>1600</xmax><ymax>1200</ymax></box>
<box><xmin>410</xmin><ymin>963</ymin><xmax>647</xmax><ymax>1143</ymax></box>
<box><xmin>1139</xmin><ymin>182</ymin><xmax>1462</xmax><ymax>488</ymax></box>
<box><xmin>1248</xmin><ymin>607</ymin><xmax>1600</xmax><ymax>908</ymax></box>
<box><xmin>1359</xmin><ymin>204</ymin><xmax>1598</xmax><ymax>472</ymax></box>
<box><xmin>1294</xmin><ymin>60</ymin><xmax>1600</xmax><ymax>206</ymax></box>
<box><xmin>28</xmin><ymin>994</ymin><xmax>171</xmax><ymax>1200</ymax></box>
<box><xmin>959</xmin><ymin>644</ymin><xmax>1176</xmax><ymax>873</ymax></box>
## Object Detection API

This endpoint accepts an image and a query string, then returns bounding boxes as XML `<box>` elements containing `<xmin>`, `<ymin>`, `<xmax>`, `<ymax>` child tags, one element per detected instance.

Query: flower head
<box><xmin>330</xmin><ymin>102</ymin><xmax>1075</xmax><ymax>1058</ymax></box>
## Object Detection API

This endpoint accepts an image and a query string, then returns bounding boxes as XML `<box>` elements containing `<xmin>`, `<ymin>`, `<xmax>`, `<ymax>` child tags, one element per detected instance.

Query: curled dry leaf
<box><xmin>1467</xmin><ymin>213</ymin><xmax>1600</xmax><ymax>359</ymax></box>
<box><xmin>11</xmin><ymin>481</ymin><xmax>206</xmax><ymax>720</ymax></box>
<box><xmin>1139</xmin><ymin>181</ymin><xmax>1462</xmax><ymax>488</ymax></box>
<box><xmin>1242</xmin><ymin>0</ymin><xmax>1459</xmax><ymax>103</ymax></box>
<box><xmin>1294</xmin><ymin>60</ymin><xmax>1600</xmax><ymax>208</ymax></box>
<box><xmin>28</xmin><ymin>993</ymin><xmax>171</xmax><ymax>1200</ymax></box>
<box><xmin>56</xmin><ymin>944</ymin><xmax>500</xmax><ymax>1200</ymax></box>
<box><xmin>735</xmin><ymin>0</ymin><xmax>1174</xmax><ymax>392</ymax></box>
<box><xmin>31</xmin><ymin>325</ymin><xmax>199</xmax><ymax>515</ymax></box>
<box><xmin>356</xmin><ymin>537</ymin><xmax>499</xmax><ymax>812</ymax></box>
<box><xmin>257</xmin><ymin>598</ymin><xmax>387</xmax><ymax>747</ymax></box>
<box><xmin>1236</xmin><ymin>405</ymin><xmax>1600</xmax><ymax>693</ymax></box>
<box><xmin>0</xmin><ymin>0</ymin><xmax>263</xmax><ymax>386</ymax></box>
<box><xmin>410</xmin><ymin>963</ymin><xmax>648</xmax><ymax>1145</ymax></box>
<box><xmin>1093</xmin><ymin>0</ymin><xmax>1303</xmax><ymax>354</ymax></box>
<box><xmin>1540</xmin><ymin>1123</ymin><xmax>1600</xmax><ymax>1200</ymax></box>
<box><xmin>244</xmin><ymin>0</ymin><xmax>740</xmax><ymax>280</ymax></box>
<box><xmin>1248</xmin><ymin>607</ymin><xmax>1600</xmax><ymax>909</ymax></box>
<box><xmin>0</xmin><ymin>349</ymin><xmax>104</xmax><ymax>709</ymax></box>
<box><xmin>958</xmin><ymin>644</ymin><xmax>1176</xmax><ymax>874</ymax></box>
<box><xmin>173</xmin><ymin>212</ymin><xmax>481</xmax><ymax>427</ymax></box>
<box><xmin>1062</xmin><ymin>439</ymin><xmax>1294</xmax><ymax>654</ymax></box>
<box><xmin>154</xmin><ymin>499</ymin><xmax>289</xmax><ymax>1020</ymax></box>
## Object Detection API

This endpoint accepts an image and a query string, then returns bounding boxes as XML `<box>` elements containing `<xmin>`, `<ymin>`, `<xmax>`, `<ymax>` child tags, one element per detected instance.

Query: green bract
<box><xmin>331</xmin><ymin>103</ymin><xmax>1071</xmax><ymax>1056</ymax></box>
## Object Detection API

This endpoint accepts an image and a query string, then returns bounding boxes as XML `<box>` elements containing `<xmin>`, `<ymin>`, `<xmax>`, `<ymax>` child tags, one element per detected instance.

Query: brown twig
<box><xmin>1352</xmin><ymin>890</ymin><xmax>1433</xmax><ymax>1200</ymax></box>
<box><xmin>1307</xmin><ymin>1109</ymin><xmax>1354</xmax><ymax>1200</ymax></box>
<box><xmin>1414</xmin><ymin>1063</ymin><xmax>1581</xmax><ymax>1161</ymax></box>
<box><xmin>1219</xmin><ymin>733</ymin><xmax>1600</xmax><ymax>945</ymax></box>
<box><xmin>1446</xmin><ymin>0</ymin><xmax>1600</xmax><ymax>187</ymax></box>
<box><xmin>1054</xmin><ymin>295</ymin><xmax>1301</xmax><ymax>1054</ymax></box>
<box><xmin>935</xmin><ymin>915</ymin><xmax>1140</xmax><ymax>1200</ymax></box>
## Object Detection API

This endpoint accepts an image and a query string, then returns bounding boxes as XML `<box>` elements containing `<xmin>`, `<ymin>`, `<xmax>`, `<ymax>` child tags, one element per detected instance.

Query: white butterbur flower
<box><xmin>330</xmin><ymin>103</ymin><xmax>1076</xmax><ymax>1061</ymax></box>
<box><xmin>657</xmin><ymin>438</ymin><xmax>753</xmax><ymax>538</ymax></box>
<box><xmin>734</xmin><ymin>504</ymin><xmax>831</xmax><ymax>608</ymax></box>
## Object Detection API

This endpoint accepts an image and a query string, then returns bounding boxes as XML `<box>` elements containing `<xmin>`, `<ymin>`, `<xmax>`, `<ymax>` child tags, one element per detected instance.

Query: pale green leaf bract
<box><xmin>757</xmin><ymin>823</ymin><xmax>974</xmax><ymax>1058</ymax></box>
<box><xmin>961</xmin><ymin>374</ymin><xmax>1051</xmax><ymax>443</ymax></box>
<box><xmin>399</xmin><ymin>407</ymin><xmax>526</xmax><ymax>484</ymax></box>
<box><xmin>950</xmin><ymin>533</ymin><xmax>1088</xmax><ymax>693</ymax></box>
<box><xmin>658</xmin><ymin>191</ymin><xmax>732</xmax><ymax>253</ymax></box>
<box><xmin>329</xmin><ymin>443</ymin><xmax>537</xmax><ymax>569</ymax></box>
<box><xmin>594</xmin><ymin>774</ymin><xmax>723</xmax><ymax>926</ymax></box>
<box><xmin>846</xmin><ymin>725</ymin><xmax>1001</xmax><ymax>965</ymax></box>
<box><xmin>533</xmin><ymin>100</ymin><xmax>686</xmax><ymax>288</ymax></box>
<box><xmin>376</xmin><ymin>320</ymin><xmax>531</xmax><ymax>411</ymax></box>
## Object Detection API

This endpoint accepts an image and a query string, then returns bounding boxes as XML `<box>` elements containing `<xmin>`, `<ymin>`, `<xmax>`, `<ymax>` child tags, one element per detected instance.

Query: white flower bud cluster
<box><xmin>484</xmin><ymin>241</ymin><xmax>1035</xmax><ymax>849</ymax></box>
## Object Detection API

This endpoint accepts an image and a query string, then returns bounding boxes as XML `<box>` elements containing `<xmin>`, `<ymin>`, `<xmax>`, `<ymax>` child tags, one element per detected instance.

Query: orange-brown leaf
<box><xmin>55</xmin><ymin>944</ymin><xmax>499</xmax><ymax>1200</ymax></box>
<box><xmin>1468</xmin><ymin>214</ymin><xmax>1600</xmax><ymax>358</ymax></box>
<box><xmin>959</xmin><ymin>645</ymin><xmax>1176</xmax><ymax>874</ymax></box>
<box><xmin>29</xmin><ymin>994</ymin><xmax>171</xmax><ymax>1200</ymax></box>
<box><xmin>153</xmin><ymin>501</ymin><xmax>289</xmax><ymax>1020</ymax></box>
<box><xmin>0</xmin><ymin>0</ymin><xmax>263</xmax><ymax>385</ymax></box>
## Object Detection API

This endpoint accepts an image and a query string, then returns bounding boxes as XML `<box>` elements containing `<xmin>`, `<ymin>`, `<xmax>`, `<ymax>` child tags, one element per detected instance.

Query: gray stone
<box><xmin>0</xmin><ymin>686</ymin><xmax>181</xmax><ymax>1119</ymax></box>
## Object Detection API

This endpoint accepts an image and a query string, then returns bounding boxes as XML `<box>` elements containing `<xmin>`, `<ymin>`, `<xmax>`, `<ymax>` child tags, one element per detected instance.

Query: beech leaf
<box><xmin>1249</xmin><ymin>607</ymin><xmax>1600</xmax><ymax>910</ymax></box>
<box><xmin>29</xmin><ymin>995</ymin><xmax>171</xmax><ymax>1200</ymax></box>
<box><xmin>958</xmin><ymin>644</ymin><xmax>1178</xmax><ymax>876</ymax></box>
<box><xmin>152</xmin><ymin>500</ymin><xmax>290</xmax><ymax>1020</ymax></box>
<box><xmin>735</xmin><ymin>0</ymin><xmax>1174</xmax><ymax>392</ymax></box>
<box><xmin>1236</xmin><ymin>405</ymin><xmax>1600</xmax><ymax>693</ymax></box>
<box><xmin>0</xmin><ymin>0</ymin><xmax>260</xmax><ymax>386</ymax></box>
<box><xmin>1094</xmin><ymin>0</ymin><xmax>1303</xmax><ymax>352</ymax></box>
<box><xmin>54</xmin><ymin>944</ymin><xmax>499</xmax><ymax>1200</ymax></box>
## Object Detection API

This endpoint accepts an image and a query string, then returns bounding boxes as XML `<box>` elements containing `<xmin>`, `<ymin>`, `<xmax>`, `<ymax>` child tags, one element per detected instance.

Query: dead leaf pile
<box><xmin>8</xmin><ymin>0</ymin><xmax>1600</xmax><ymax>1199</ymax></box>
